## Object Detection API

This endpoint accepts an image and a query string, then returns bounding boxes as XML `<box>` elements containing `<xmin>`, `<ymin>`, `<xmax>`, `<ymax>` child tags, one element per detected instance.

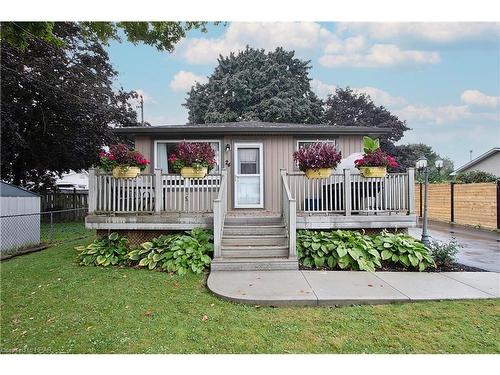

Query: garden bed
<box><xmin>300</xmin><ymin>262</ymin><xmax>486</xmax><ymax>273</ymax></box>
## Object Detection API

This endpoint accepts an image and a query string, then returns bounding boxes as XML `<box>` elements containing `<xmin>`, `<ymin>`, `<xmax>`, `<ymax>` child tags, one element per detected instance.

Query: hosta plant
<box><xmin>297</xmin><ymin>230</ymin><xmax>381</xmax><ymax>272</ymax></box>
<box><xmin>373</xmin><ymin>231</ymin><xmax>435</xmax><ymax>271</ymax></box>
<box><xmin>76</xmin><ymin>232</ymin><xmax>129</xmax><ymax>267</ymax></box>
<box><xmin>128</xmin><ymin>228</ymin><xmax>213</xmax><ymax>275</ymax></box>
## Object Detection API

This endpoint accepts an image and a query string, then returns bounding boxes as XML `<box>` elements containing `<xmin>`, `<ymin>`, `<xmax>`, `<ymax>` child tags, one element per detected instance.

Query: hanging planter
<box><xmin>305</xmin><ymin>168</ymin><xmax>332</xmax><ymax>179</ymax></box>
<box><xmin>355</xmin><ymin>137</ymin><xmax>398</xmax><ymax>178</ymax></box>
<box><xmin>168</xmin><ymin>141</ymin><xmax>216</xmax><ymax>179</ymax></box>
<box><xmin>99</xmin><ymin>144</ymin><xmax>150</xmax><ymax>179</ymax></box>
<box><xmin>112</xmin><ymin>166</ymin><xmax>141</xmax><ymax>179</ymax></box>
<box><xmin>293</xmin><ymin>142</ymin><xmax>341</xmax><ymax>179</ymax></box>
<box><xmin>358</xmin><ymin>166</ymin><xmax>387</xmax><ymax>178</ymax></box>
<box><xmin>180</xmin><ymin>167</ymin><xmax>208</xmax><ymax>179</ymax></box>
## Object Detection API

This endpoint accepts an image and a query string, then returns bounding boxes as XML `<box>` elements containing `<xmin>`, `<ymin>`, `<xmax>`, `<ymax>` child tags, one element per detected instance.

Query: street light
<box><xmin>416</xmin><ymin>156</ymin><xmax>443</xmax><ymax>247</ymax></box>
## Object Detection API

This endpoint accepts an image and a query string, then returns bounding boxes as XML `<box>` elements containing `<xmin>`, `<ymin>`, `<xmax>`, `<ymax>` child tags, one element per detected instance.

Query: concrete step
<box><xmin>223</xmin><ymin>226</ymin><xmax>286</xmax><ymax>236</ymax></box>
<box><xmin>211</xmin><ymin>257</ymin><xmax>299</xmax><ymax>271</ymax></box>
<box><xmin>224</xmin><ymin>216</ymin><xmax>284</xmax><ymax>226</ymax></box>
<box><xmin>222</xmin><ymin>235</ymin><xmax>288</xmax><ymax>247</ymax></box>
<box><xmin>221</xmin><ymin>245</ymin><xmax>289</xmax><ymax>258</ymax></box>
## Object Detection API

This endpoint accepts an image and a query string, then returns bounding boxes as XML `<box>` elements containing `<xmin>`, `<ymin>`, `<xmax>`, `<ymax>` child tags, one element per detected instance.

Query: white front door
<box><xmin>234</xmin><ymin>142</ymin><xmax>264</xmax><ymax>208</ymax></box>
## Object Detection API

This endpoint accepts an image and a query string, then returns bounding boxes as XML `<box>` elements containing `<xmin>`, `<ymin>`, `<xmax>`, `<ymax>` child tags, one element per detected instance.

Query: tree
<box><xmin>322</xmin><ymin>87</ymin><xmax>409</xmax><ymax>151</ymax></box>
<box><xmin>1</xmin><ymin>23</ymin><xmax>138</xmax><ymax>191</ymax></box>
<box><xmin>184</xmin><ymin>47</ymin><xmax>324</xmax><ymax>124</ymax></box>
<box><xmin>394</xmin><ymin>144</ymin><xmax>454</xmax><ymax>182</ymax></box>
<box><xmin>0</xmin><ymin>21</ymin><xmax>210</xmax><ymax>52</ymax></box>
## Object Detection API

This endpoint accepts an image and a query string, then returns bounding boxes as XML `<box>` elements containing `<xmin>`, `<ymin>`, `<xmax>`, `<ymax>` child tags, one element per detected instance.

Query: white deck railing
<box><xmin>213</xmin><ymin>169</ymin><xmax>227</xmax><ymax>257</ymax></box>
<box><xmin>286</xmin><ymin>168</ymin><xmax>415</xmax><ymax>215</ymax></box>
<box><xmin>88</xmin><ymin>169</ymin><xmax>222</xmax><ymax>214</ymax></box>
<box><xmin>280</xmin><ymin>169</ymin><xmax>297</xmax><ymax>258</ymax></box>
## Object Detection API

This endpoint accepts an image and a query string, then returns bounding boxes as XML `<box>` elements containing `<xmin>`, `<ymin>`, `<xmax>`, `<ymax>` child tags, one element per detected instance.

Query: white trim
<box><xmin>153</xmin><ymin>139</ymin><xmax>222</xmax><ymax>173</ymax></box>
<box><xmin>234</xmin><ymin>142</ymin><xmax>264</xmax><ymax>209</ymax></box>
<box><xmin>451</xmin><ymin>147</ymin><xmax>500</xmax><ymax>175</ymax></box>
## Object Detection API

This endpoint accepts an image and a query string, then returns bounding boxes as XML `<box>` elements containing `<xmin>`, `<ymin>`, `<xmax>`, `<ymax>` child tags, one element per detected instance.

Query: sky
<box><xmin>106</xmin><ymin>22</ymin><xmax>500</xmax><ymax>168</ymax></box>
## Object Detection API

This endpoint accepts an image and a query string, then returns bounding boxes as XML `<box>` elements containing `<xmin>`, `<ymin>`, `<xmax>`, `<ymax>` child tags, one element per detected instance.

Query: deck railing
<box><xmin>88</xmin><ymin>169</ymin><xmax>222</xmax><ymax>214</ymax></box>
<box><xmin>213</xmin><ymin>169</ymin><xmax>227</xmax><ymax>257</ymax></box>
<box><xmin>280</xmin><ymin>169</ymin><xmax>297</xmax><ymax>258</ymax></box>
<box><xmin>286</xmin><ymin>168</ymin><xmax>415</xmax><ymax>215</ymax></box>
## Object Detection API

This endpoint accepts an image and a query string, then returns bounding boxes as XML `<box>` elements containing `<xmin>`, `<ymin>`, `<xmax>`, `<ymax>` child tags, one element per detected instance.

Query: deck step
<box><xmin>224</xmin><ymin>216</ymin><xmax>283</xmax><ymax>226</ymax></box>
<box><xmin>223</xmin><ymin>225</ymin><xmax>286</xmax><ymax>235</ymax></box>
<box><xmin>222</xmin><ymin>235</ymin><xmax>288</xmax><ymax>247</ymax></box>
<box><xmin>221</xmin><ymin>245</ymin><xmax>289</xmax><ymax>258</ymax></box>
<box><xmin>211</xmin><ymin>257</ymin><xmax>298</xmax><ymax>271</ymax></box>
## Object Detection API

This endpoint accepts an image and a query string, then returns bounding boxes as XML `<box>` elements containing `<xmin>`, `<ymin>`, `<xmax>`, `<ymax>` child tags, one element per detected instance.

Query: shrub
<box><xmin>428</xmin><ymin>239</ymin><xmax>461</xmax><ymax>267</ymax></box>
<box><xmin>128</xmin><ymin>228</ymin><xmax>213</xmax><ymax>275</ymax></box>
<box><xmin>99</xmin><ymin>144</ymin><xmax>150</xmax><ymax>172</ymax></box>
<box><xmin>293</xmin><ymin>142</ymin><xmax>342</xmax><ymax>172</ymax></box>
<box><xmin>373</xmin><ymin>231</ymin><xmax>435</xmax><ymax>271</ymax></box>
<box><xmin>455</xmin><ymin>170</ymin><xmax>498</xmax><ymax>183</ymax></box>
<box><xmin>297</xmin><ymin>230</ymin><xmax>381</xmax><ymax>272</ymax></box>
<box><xmin>168</xmin><ymin>141</ymin><xmax>216</xmax><ymax>173</ymax></box>
<box><xmin>76</xmin><ymin>232</ymin><xmax>129</xmax><ymax>267</ymax></box>
<box><xmin>355</xmin><ymin>137</ymin><xmax>398</xmax><ymax>169</ymax></box>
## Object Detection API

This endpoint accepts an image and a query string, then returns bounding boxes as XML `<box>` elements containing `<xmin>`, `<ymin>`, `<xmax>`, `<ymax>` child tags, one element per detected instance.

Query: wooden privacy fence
<box><xmin>41</xmin><ymin>188</ymin><xmax>88</xmax><ymax>221</ymax></box>
<box><xmin>415</xmin><ymin>181</ymin><xmax>500</xmax><ymax>230</ymax></box>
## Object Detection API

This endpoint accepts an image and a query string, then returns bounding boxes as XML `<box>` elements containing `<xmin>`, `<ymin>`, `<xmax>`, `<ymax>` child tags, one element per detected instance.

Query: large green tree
<box><xmin>394</xmin><ymin>144</ymin><xmax>454</xmax><ymax>181</ymax></box>
<box><xmin>1</xmin><ymin>23</ymin><xmax>138</xmax><ymax>190</ymax></box>
<box><xmin>184</xmin><ymin>47</ymin><xmax>324</xmax><ymax>124</ymax></box>
<box><xmin>323</xmin><ymin>87</ymin><xmax>409</xmax><ymax>151</ymax></box>
<box><xmin>0</xmin><ymin>21</ymin><xmax>210</xmax><ymax>51</ymax></box>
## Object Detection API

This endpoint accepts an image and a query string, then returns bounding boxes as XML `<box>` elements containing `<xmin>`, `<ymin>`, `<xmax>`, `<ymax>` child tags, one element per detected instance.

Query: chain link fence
<box><xmin>0</xmin><ymin>208</ymin><xmax>94</xmax><ymax>259</ymax></box>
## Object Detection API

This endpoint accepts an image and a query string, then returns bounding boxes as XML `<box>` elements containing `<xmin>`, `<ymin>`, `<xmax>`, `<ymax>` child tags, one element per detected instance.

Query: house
<box><xmin>452</xmin><ymin>147</ymin><xmax>500</xmax><ymax>177</ymax></box>
<box><xmin>0</xmin><ymin>182</ymin><xmax>41</xmax><ymax>255</ymax></box>
<box><xmin>55</xmin><ymin>170</ymin><xmax>89</xmax><ymax>191</ymax></box>
<box><xmin>85</xmin><ymin>121</ymin><xmax>416</xmax><ymax>270</ymax></box>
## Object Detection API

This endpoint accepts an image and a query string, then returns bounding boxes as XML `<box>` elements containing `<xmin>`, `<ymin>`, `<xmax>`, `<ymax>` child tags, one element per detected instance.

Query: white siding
<box><xmin>0</xmin><ymin>196</ymin><xmax>41</xmax><ymax>252</ymax></box>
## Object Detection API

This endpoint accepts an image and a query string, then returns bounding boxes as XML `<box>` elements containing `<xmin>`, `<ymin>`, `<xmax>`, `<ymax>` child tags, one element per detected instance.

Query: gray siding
<box><xmin>460</xmin><ymin>153</ymin><xmax>500</xmax><ymax>176</ymax></box>
<box><xmin>137</xmin><ymin>133</ymin><xmax>364</xmax><ymax>213</ymax></box>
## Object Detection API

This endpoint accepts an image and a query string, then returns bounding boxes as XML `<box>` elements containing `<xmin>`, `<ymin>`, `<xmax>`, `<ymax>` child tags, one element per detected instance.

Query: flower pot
<box><xmin>359</xmin><ymin>166</ymin><xmax>387</xmax><ymax>178</ymax></box>
<box><xmin>112</xmin><ymin>166</ymin><xmax>140</xmax><ymax>178</ymax></box>
<box><xmin>305</xmin><ymin>168</ymin><xmax>332</xmax><ymax>179</ymax></box>
<box><xmin>180</xmin><ymin>167</ymin><xmax>208</xmax><ymax>179</ymax></box>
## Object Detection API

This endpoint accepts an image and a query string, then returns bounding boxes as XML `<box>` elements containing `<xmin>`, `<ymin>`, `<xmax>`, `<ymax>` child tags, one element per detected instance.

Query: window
<box><xmin>155</xmin><ymin>140</ymin><xmax>221</xmax><ymax>174</ymax></box>
<box><xmin>238</xmin><ymin>148</ymin><xmax>260</xmax><ymax>174</ymax></box>
<box><xmin>296</xmin><ymin>139</ymin><xmax>337</xmax><ymax>150</ymax></box>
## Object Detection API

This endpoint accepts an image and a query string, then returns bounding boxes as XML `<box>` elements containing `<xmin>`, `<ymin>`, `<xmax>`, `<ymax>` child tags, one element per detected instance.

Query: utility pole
<box><xmin>140</xmin><ymin>95</ymin><xmax>144</xmax><ymax>126</ymax></box>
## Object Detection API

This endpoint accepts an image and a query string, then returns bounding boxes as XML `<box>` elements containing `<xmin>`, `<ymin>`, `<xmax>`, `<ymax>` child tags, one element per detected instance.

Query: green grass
<box><xmin>1</xmin><ymin>237</ymin><xmax>499</xmax><ymax>354</ymax></box>
<box><xmin>40</xmin><ymin>221</ymin><xmax>93</xmax><ymax>243</ymax></box>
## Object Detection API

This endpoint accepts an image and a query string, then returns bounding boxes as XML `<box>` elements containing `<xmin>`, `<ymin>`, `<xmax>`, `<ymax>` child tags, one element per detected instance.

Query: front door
<box><xmin>234</xmin><ymin>142</ymin><xmax>264</xmax><ymax>208</ymax></box>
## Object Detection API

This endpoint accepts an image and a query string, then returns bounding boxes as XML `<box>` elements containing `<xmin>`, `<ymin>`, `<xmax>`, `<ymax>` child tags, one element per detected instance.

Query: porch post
<box><xmin>343</xmin><ymin>169</ymin><xmax>351</xmax><ymax>216</ymax></box>
<box><xmin>407</xmin><ymin>167</ymin><xmax>416</xmax><ymax>214</ymax></box>
<box><xmin>88</xmin><ymin>168</ymin><xmax>96</xmax><ymax>214</ymax></box>
<box><xmin>154</xmin><ymin>168</ymin><xmax>162</xmax><ymax>213</ymax></box>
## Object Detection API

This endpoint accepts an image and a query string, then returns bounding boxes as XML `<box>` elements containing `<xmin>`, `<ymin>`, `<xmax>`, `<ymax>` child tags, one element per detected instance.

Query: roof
<box><xmin>0</xmin><ymin>182</ymin><xmax>40</xmax><ymax>197</ymax></box>
<box><xmin>452</xmin><ymin>147</ymin><xmax>500</xmax><ymax>175</ymax></box>
<box><xmin>114</xmin><ymin>121</ymin><xmax>391</xmax><ymax>136</ymax></box>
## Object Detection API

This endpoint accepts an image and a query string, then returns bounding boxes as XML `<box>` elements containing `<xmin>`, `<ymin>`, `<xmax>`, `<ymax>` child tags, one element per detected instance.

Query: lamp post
<box><xmin>416</xmin><ymin>156</ymin><xmax>443</xmax><ymax>247</ymax></box>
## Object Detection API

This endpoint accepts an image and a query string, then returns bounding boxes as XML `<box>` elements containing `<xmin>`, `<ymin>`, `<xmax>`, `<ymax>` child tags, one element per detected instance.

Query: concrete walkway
<box><xmin>208</xmin><ymin>270</ymin><xmax>500</xmax><ymax>306</ymax></box>
<box><xmin>408</xmin><ymin>221</ymin><xmax>500</xmax><ymax>272</ymax></box>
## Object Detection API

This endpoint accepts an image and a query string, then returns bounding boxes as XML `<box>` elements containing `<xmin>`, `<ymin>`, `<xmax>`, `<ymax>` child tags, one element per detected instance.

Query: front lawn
<box><xmin>1</xmin><ymin>238</ymin><xmax>499</xmax><ymax>354</ymax></box>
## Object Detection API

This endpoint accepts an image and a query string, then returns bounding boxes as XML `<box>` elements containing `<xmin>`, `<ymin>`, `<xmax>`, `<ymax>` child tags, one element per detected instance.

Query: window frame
<box><xmin>153</xmin><ymin>139</ymin><xmax>222</xmax><ymax>174</ymax></box>
<box><xmin>294</xmin><ymin>138</ymin><xmax>339</xmax><ymax>171</ymax></box>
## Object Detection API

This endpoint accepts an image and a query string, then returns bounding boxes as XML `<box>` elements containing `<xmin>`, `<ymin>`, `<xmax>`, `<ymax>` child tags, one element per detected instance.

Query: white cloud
<box><xmin>310</xmin><ymin>79</ymin><xmax>407</xmax><ymax>108</ymax></box>
<box><xmin>169</xmin><ymin>71</ymin><xmax>208</xmax><ymax>92</ymax></box>
<box><xmin>128</xmin><ymin>89</ymin><xmax>156</xmax><ymax>107</ymax></box>
<box><xmin>395</xmin><ymin>104</ymin><xmax>473</xmax><ymax>124</ymax></box>
<box><xmin>354</xmin><ymin>87</ymin><xmax>407</xmax><ymax>107</ymax></box>
<box><xmin>319</xmin><ymin>43</ymin><xmax>440</xmax><ymax>68</ymax></box>
<box><xmin>336</xmin><ymin>22</ymin><xmax>500</xmax><ymax>44</ymax></box>
<box><xmin>176</xmin><ymin>22</ymin><xmax>333</xmax><ymax>64</ymax></box>
<box><xmin>460</xmin><ymin>89</ymin><xmax>499</xmax><ymax>107</ymax></box>
<box><xmin>310</xmin><ymin>79</ymin><xmax>336</xmax><ymax>98</ymax></box>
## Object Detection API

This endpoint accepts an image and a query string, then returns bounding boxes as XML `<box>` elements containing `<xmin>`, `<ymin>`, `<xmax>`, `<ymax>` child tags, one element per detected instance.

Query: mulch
<box><xmin>299</xmin><ymin>262</ymin><xmax>486</xmax><ymax>273</ymax></box>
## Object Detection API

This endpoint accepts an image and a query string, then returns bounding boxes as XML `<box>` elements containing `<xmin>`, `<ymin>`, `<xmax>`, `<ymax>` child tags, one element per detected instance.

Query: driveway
<box><xmin>408</xmin><ymin>221</ymin><xmax>500</xmax><ymax>272</ymax></box>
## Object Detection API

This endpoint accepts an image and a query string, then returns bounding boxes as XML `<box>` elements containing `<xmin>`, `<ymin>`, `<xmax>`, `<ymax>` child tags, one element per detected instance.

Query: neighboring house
<box><xmin>86</xmin><ymin>121</ymin><xmax>417</xmax><ymax>270</ymax></box>
<box><xmin>0</xmin><ymin>182</ymin><xmax>41</xmax><ymax>254</ymax></box>
<box><xmin>452</xmin><ymin>147</ymin><xmax>500</xmax><ymax>177</ymax></box>
<box><xmin>55</xmin><ymin>170</ymin><xmax>89</xmax><ymax>191</ymax></box>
